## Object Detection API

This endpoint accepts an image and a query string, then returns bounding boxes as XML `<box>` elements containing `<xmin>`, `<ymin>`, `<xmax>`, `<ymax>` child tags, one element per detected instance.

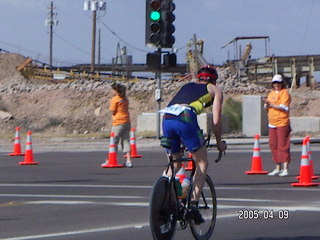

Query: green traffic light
<box><xmin>150</xmin><ymin>11</ymin><xmax>160</xmax><ymax>21</ymax></box>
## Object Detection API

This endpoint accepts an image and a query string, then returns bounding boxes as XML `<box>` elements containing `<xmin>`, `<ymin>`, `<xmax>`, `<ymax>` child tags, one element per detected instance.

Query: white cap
<box><xmin>272</xmin><ymin>74</ymin><xmax>283</xmax><ymax>83</ymax></box>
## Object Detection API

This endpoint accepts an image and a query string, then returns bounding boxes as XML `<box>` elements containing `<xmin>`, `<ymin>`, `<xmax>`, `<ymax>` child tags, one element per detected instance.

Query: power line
<box><xmin>300</xmin><ymin>0</ymin><xmax>314</xmax><ymax>52</ymax></box>
<box><xmin>98</xmin><ymin>18</ymin><xmax>187</xmax><ymax>55</ymax></box>
<box><xmin>98</xmin><ymin>19</ymin><xmax>148</xmax><ymax>53</ymax></box>
<box><xmin>83</xmin><ymin>9</ymin><xmax>187</xmax><ymax>57</ymax></box>
<box><xmin>0</xmin><ymin>40</ymin><xmax>46</xmax><ymax>60</ymax></box>
<box><xmin>53</xmin><ymin>32</ymin><xmax>90</xmax><ymax>57</ymax></box>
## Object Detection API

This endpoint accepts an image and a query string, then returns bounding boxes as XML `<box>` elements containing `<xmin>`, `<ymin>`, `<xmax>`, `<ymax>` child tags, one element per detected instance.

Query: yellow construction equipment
<box><xmin>186</xmin><ymin>34</ymin><xmax>208</xmax><ymax>80</ymax></box>
<box><xmin>17</xmin><ymin>57</ymin><xmax>32</xmax><ymax>72</ymax></box>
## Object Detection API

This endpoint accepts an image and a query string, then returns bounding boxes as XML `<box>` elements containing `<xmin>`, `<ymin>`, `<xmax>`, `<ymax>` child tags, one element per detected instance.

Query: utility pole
<box><xmin>83</xmin><ymin>0</ymin><xmax>106</xmax><ymax>73</ymax></box>
<box><xmin>91</xmin><ymin>9</ymin><xmax>97</xmax><ymax>72</ymax></box>
<box><xmin>45</xmin><ymin>1</ymin><xmax>58</xmax><ymax>66</ymax></box>
<box><xmin>98</xmin><ymin>28</ymin><xmax>101</xmax><ymax>65</ymax></box>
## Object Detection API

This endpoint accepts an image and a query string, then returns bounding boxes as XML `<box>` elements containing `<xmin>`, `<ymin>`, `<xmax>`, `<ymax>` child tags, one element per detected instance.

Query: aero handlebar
<box><xmin>204</xmin><ymin>134</ymin><xmax>227</xmax><ymax>163</ymax></box>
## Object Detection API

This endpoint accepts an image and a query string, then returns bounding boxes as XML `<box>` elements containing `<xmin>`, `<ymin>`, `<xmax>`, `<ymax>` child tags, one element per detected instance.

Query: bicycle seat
<box><xmin>160</xmin><ymin>137</ymin><xmax>172</xmax><ymax>149</ymax></box>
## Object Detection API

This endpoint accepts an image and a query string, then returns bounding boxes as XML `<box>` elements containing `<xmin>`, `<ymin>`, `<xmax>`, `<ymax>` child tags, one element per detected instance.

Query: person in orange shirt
<box><xmin>264</xmin><ymin>74</ymin><xmax>291</xmax><ymax>176</ymax></box>
<box><xmin>109</xmin><ymin>83</ymin><xmax>132</xmax><ymax>167</ymax></box>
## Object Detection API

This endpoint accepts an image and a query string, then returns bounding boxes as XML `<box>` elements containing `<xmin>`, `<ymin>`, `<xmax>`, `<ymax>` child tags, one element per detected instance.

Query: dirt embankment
<box><xmin>0</xmin><ymin>53</ymin><xmax>319</xmax><ymax>138</ymax></box>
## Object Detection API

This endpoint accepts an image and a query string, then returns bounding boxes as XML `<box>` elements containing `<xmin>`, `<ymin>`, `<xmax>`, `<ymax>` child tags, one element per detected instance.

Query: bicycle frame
<box><xmin>164</xmin><ymin>153</ymin><xmax>196</xmax><ymax>225</ymax></box>
<box><xmin>150</xmin><ymin>134</ymin><xmax>226</xmax><ymax>240</ymax></box>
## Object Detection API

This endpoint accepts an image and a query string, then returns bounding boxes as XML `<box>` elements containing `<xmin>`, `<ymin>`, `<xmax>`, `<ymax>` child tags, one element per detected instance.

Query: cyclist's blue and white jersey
<box><xmin>168</xmin><ymin>82</ymin><xmax>213</xmax><ymax>114</ymax></box>
<box><xmin>161</xmin><ymin>82</ymin><xmax>213</xmax><ymax>153</ymax></box>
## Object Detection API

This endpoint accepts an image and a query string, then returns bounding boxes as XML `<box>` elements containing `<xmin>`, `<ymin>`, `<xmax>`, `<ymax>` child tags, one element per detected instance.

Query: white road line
<box><xmin>0</xmin><ymin>183</ymin><xmax>152</xmax><ymax>188</ymax></box>
<box><xmin>219</xmin><ymin>198</ymin><xmax>284</xmax><ymax>202</ymax></box>
<box><xmin>0</xmin><ymin>212</ymin><xmax>242</xmax><ymax>240</ymax></box>
<box><xmin>0</xmin><ymin>194</ymin><xmax>144</xmax><ymax>199</ymax></box>
<box><xmin>215</xmin><ymin>186</ymin><xmax>320</xmax><ymax>192</ymax></box>
<box><xmin>26</xmin><ymin>201</ymin><xmax>320</xmax><ymax>210</ymax></box>
<box><xmin>0</xmin><ymin>183</ymin><xmax>319</xmax><ymax>192</ymax></box>
<box><xmin>0</xmin><ymin>223</ymin><xmax>148</xmax><ymax>240</ymax></box>
<box><xmin>1</xmin><ymin>193</ymin><xmax>319</xmax><ymax>205</ymax></box>
<box><xmin>26</xmin><ymin>200</ymin><xmax>149</xmax><ymax>207</ymax></box>
<box><xmin>1</xmin><ymin>200</ymin><xmax>319</xmax><ymax>239</ymax></box>
<box><xmin>219</xmin><ymin>205</ymin><xmax>320</xmax><ymax>212</ymax></box>
<box><xmin>2</xmin><ymin>197</ymin><xmax>320</xmax><ymax>211</ymax></box>
<box><xmin>2</xmin><ymin>203</ymin><xmax>318</xmax><ymax>240</ymax></box>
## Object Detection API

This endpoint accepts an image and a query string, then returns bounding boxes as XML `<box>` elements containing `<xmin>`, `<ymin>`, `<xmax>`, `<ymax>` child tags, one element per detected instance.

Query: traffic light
<box><xmin>164</xmin><ymin>53</ymin><xmax>176</xmax><ymax>68</ymax></box>
<box><xmin>147</xmin><ymin>52</ymin><xmax>161</xmax><ymax>68</ymax></box>
<box><xmin>160</xmin><ymin>0</ymin><xmax>175</xmax><ymax>48</ymax></box>
<box><xmin>146</xmin><ymin>0</ymin><xmax>175</xmax><ymax>48</ymax></box>
<box><xmin>146</xmin><ymin>0</ymin><xmax>162</xmax><ymax>47</ymax></box>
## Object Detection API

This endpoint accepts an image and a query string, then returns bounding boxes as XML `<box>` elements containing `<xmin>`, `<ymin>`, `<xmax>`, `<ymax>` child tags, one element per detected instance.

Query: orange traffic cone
<box><xmin>306</xmin><ymin>136</ymin><xmax>319</xmax><ymax>179</ymax></box>
<box><xmin>291</xmin><ymin>137</ymin><xmax>319</xmax><ymax>187</ymax></box>
<box><xmin>19</xmin><ymin>131</ymin><xmax>39</xmax><ymax>165</ymax></box>
<box><xmin>9</xmin><ymin>127</ymin><xmax>25</xmax><ymax>156</ymax></box>
<box><xmin>176</xmin><ymin>166</ymin><xmax>187</xmax><ymax>182</ymax></box>
<box><xmin>101</xmin><ymin>132</ymin><xmax>124</xmax><ymax>168</ymax></box>
<box><xmin>297</xmin><ymin>136</ymin><xmax>319</xmax><ymax>180</ymax></box>
<box><xmin>128</xmin><ymin>128</ymin><xmax>142</xmax><ymax>158</ymax></box>
<box><xmin>245</xmin><ymin>134</ymin><xmax>268</xmax><ymax>174</ymax></box>
<box><xmin>185</xmin><ymin>152</ymin><xmax>193</xmax><ymax>171</ymax></box>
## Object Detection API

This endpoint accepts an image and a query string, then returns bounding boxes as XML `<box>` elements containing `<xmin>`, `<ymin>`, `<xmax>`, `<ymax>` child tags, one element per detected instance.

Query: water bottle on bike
<box><xmin>180</xmin><ymin>177</ymin><xmax>190</xmax><ymax>199</ymax></box>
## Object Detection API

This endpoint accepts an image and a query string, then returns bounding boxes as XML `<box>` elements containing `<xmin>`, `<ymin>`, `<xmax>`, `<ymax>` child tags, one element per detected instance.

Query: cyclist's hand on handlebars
<box><xmin>215</xmin><ymin>140</ymin><xmax>227</xmax><ymax>163</ymax></box>
<box><xmin>217</xmin><ymin>140</ymin><xmax>227</xmax><ymax>152</ymax></box>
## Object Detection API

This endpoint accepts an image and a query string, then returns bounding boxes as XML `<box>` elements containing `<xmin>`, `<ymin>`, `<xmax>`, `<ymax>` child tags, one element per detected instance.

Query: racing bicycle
<box><xmin>149</xmin><ymin>135</ymin><xmax>226</xmax><ymax>240</ymax></box>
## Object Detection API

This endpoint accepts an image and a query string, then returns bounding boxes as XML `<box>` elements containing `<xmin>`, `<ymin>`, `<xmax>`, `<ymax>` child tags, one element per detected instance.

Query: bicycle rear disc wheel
<box><xmin>190</xmin><ymin>175</ymin><xmax>217</xmax><ymax>240</ymax></box>
<box><xmin>149</xmin><ymin>176</ymin><xmax>177</xmax><ymax>240</ymax></box>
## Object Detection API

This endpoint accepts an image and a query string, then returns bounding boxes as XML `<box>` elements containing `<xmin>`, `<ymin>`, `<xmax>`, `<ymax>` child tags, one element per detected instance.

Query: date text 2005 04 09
<box><xmin>238</xmin><ymin>209</ymin><xmax>289</xmax><ymax>220</ymax></box>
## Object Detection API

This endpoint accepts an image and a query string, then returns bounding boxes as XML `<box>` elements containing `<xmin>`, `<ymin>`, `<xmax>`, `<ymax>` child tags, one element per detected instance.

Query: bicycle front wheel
<box><xmin>149</xmin><ymin>176</ymin><xmax>177</xmax><ymax>240</ymax></box>
<box><xmin>190</xmin><ymin>175</ymin><xmax>217</xmax><ymax>240</ymax></box>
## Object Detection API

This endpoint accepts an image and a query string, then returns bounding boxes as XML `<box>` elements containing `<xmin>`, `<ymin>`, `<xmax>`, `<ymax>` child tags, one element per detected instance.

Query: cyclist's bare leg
<box><xmin>162</xmin><ymin>152</ymin><xmax>182</xmax><ymax>177</ymax></box>
<box><xmin>190</xmin><ymin>146</ymin><xmax>208</xmax><ymax>202</ymax></box>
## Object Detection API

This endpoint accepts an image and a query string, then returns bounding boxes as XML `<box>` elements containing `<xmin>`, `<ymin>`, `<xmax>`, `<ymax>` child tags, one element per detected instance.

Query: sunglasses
<box><xmin>197</xmin><ymin>73</ymin><xmax>217</xmax><ymax>80</ymax></box>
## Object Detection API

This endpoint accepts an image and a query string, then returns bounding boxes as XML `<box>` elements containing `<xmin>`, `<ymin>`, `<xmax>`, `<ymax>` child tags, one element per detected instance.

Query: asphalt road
<box><xmin>0</xmin><ymin>142</ymin><xmax>320</xmax><ymax>240</ymax></box>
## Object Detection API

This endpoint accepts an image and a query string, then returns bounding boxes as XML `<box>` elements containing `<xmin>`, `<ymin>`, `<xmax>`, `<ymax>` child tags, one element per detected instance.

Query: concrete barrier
<box><xmin>242</xmin><ymin>95</ymin><xmax>268</xmax><ymax>137</ymax></box>
<box><xmin>137</xmin><ymin>112</ymin><xmax>163</xmax><ymax>135</ymax></box>
<box><xmin>137</xmin><ymin>111</ymin><xmax>320</xmax><ymax>138</ymax></box>
<box><xmin>290</xmin><ymin>117</ymin><xmax>320</xmax><ymax>133</ymax></box>
<box><xmin>242</xmin><ymin>96</ymin><xmax>320</xmax><ymax>136</ymax></box>
<box><xmin>137</xmin><ymin>112</ymin><xmax>230</xmax><ymax>136</ymax></box>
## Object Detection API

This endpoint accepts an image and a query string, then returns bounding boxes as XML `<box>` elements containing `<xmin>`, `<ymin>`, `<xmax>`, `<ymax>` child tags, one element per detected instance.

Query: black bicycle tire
<box><xmin>149</xmin><ymin>176</ymin><xmax>177</xmax><ymax>240</ymax></box>
<box><xmin>189</xmin><ymin>175</ymin><xmax>217</xmax><ymax>240</ymax></box>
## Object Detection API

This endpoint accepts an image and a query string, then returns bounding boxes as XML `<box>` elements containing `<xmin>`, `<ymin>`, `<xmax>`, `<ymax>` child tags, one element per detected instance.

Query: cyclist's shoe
<box><xmin>188</xmin><ymin>205</ymin><xmax>205</xmax><ymax>225</ymax></box>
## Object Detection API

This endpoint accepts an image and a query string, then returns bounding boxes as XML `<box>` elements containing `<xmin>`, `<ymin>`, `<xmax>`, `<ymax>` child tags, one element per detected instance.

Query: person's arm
<box><xmin>109</xmin><ymin>97</ymin><xmax>118</xmax><ymax>116</ymax></box>
<box><xmin>268</xmin><ymin>103</ymin><xmax>288</xmax><ymax>111</ymax></box>
<box><xmin>264</xmin><ymin>91</ymin><xmax>290</xmax><ymax>112</ymax></box>
<box><xmin>207</xmin><ymin>84</ymin><xmax>226</xmax><ymax>151</ymax></box>
<box><xmin>263</xmin><ymin>97</ymin><xmax>270</xmax><ymax>111</ymax></box>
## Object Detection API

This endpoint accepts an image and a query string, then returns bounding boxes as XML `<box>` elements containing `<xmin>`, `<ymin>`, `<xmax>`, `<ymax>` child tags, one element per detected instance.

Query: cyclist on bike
<box><xmin>161</xmin><ymin>65</ymin><xmax>227</xmax><ymax>225</ymax></box>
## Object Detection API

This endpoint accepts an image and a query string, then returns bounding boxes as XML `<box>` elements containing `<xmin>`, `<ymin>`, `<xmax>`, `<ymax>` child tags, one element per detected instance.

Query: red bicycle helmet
<box><xmin>196</xmin><ymin>65</ymin><xmax>218</xmax><ymax>83</ymax></box>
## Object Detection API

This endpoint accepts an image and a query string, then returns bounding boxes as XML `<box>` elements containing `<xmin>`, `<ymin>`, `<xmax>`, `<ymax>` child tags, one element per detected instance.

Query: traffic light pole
<box><xmin>155</xmin><ymin>71</ymin><xmax>162</xmax><ymax>139</ymax></box>
<box><xmin>155</xmin><ymin>48</ymin><xmax>162</xmax><ymax>139</ymax></box>
<box><xmin>146</xmin><ymin>0</ymin><xmax>176</xmax><ymax>138</ymax></box>
<box><xmin>147</xmin><ymin>48</ymin><xmax>176</xmax><ymax>138</ymax></box>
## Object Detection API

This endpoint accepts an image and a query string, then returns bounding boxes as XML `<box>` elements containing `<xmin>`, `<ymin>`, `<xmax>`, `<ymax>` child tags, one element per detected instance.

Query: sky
<box><xmin>0</xmin><ymin>0</ymin><xmax>319</xmax><ymax>67</ymax></box>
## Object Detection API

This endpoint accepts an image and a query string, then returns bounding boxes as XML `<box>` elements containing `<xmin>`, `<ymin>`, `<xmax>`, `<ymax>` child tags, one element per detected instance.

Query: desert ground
<box><xmin>0</xmin><ymin>53</ymin><xmax>319</xmax><ymax>140</ymax></box>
